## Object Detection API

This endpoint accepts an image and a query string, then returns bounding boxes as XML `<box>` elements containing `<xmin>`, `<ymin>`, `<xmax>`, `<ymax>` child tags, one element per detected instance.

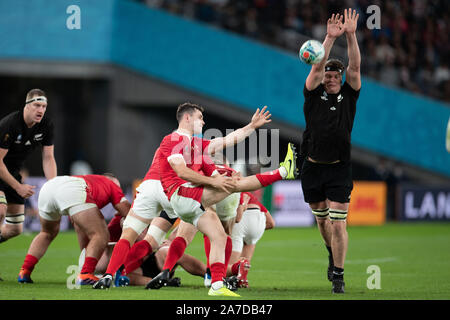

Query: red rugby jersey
<box><xmin>158</xmin><ymin>131</ymin><xmax>215</xmax><ymax>199</ymax></box>
<box><xmin>75</xmin><ymin>174</ymin><xmax>126</xmax><ymax>209</ymax></box>
<box><xmin>240</xmin><ymin>191</ymin><xmax>268</xmax><ymax>213</ymax></box>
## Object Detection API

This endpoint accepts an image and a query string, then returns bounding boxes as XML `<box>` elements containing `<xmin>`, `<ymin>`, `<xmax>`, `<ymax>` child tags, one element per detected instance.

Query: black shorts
<box><xmin>141</xmin><ymin>253</ymin><xmax>160</xmax><ymax>278</ymax></box>
<box><xmin>159</xmin><ymin>210</ymin><xmax>178</xmax><ymax>225</ymax></box>
<box><xmin>0</xmin><ymin>171</ymin><xmax>24</xmax><ymax>205</ymax></box>
<box><xmin>141</xmin><ymin>252</ymin><xmax>175</xmax><ymax>279</ymax></box>
<box><xmin>300</xmin><ymin>160</ymin><xmax>353</xmax><ymax>204</ymax></box>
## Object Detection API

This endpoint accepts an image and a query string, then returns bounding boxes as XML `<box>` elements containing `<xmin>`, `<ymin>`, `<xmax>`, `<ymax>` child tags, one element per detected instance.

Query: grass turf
<box><xmin>1</xmin><ymin>222</ymin><xmax>450</xmax><ymax>300</ymax></box>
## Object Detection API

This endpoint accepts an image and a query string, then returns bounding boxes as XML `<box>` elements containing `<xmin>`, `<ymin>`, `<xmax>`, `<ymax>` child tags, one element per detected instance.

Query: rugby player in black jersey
<box><xmin>0</xmin><ymin>89</ymin><xmax>57</xmax><ymax>244</ymax></box>
<box><xmin>300</xmin><ymin>9</ymin><xmax>361</xmax><ymax>294</ymax></box>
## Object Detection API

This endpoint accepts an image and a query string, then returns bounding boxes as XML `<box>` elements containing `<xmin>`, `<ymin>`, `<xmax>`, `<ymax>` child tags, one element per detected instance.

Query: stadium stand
<box><xmin>137</xmin><ymin>0</ymin><xmax>450</xmax><ymax>103</ymax></box>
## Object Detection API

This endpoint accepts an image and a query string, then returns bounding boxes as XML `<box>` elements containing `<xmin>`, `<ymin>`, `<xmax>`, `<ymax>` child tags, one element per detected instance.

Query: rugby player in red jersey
<box><xmin>17</xmin><ymin>174</ymin><xmax>130</xmax><ymax>285</ymax></box>
<box><xmin>93</xmin><ymin>105</ymin><xmax>273</xmax><ymax>290</ymax></box>
<box><xmin>140</xmin><ymin>103</ymin><xmax>297</xmax><ymax>297</ymax></box>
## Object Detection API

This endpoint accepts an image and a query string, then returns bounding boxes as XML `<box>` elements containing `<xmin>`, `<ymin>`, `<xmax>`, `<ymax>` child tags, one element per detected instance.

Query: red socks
<box><xmin>162</xmin><ymin>237</ymin><xmax>187</xmax><ymax>271</ymax></box>
<box><xmin>108</xmin><ymin>215</ymin><xmax>123</xmax><ymax>243</ymax></box>
<box><xmin>203</xmin><ymin>235</ymin><xmax>211</xmax><ymax>269</ymax></box>
<box><xmin>224</xmin><ymin>236</ymin><xmax>232</xmax><ymax>267</ymax></box>
<box><xmin>105</xmin><ymin>238</ymin><xmax>130</xmax><ymax>275</ymax></box>
<box><xmin>210</xmin><ymin>262</ymin><xmax>226</xmax><ymax>284</ymax></box>
<box><xmin>231</xmin><ymin>261</ymin><xmax>240</xmax><ymax>275</ymax></box>
<box><xmin>256</xmin><ymin>169</ymin><xmax>282</xmax><ymax>187</ymax></box>
<box><xmin>80</xmin><ymin>256</ymin><xmax>98</xmax><ymax>274</ymax></box>
<box><xmin>205</xmin><ymin>235</ymin><xmax>233</xmax><ymax>279</ymax></box>
<box><xmin>124</xmin><ymin>240</ymin><xmax>152</xmax><ymax>274</ymax></box>
<box><xmin>22</xmin><ymin>254</ymin><xmax>38</xmax><ymax>272</ymax></box>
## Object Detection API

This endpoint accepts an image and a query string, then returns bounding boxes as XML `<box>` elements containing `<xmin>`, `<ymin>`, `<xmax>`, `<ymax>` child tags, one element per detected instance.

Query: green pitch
<box><xmin>1</xmin><ymin>222</ymin><xmax>449</xmax><ymax>300</ymax></box>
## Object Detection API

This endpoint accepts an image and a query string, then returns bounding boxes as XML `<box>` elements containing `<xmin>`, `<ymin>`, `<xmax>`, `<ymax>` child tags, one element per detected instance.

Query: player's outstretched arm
<box><xmin>306</xmin><ymin>13</ymin><xmax>344</xmax><ymax>91</ymax></box>
<box><xmin>344</xmin><ymin>8</ymin><xmax>361</xmax><ymax>90</ymax></box>
<box><xmin>42</xmin><ymin>145</ymin><xmax>57</xmax><ymax>180</ymax></box>
<box><xmin>169</xmin><ymin>157</ymin><xmax>235</xmax><ymax>193</ymax></box>
<box><xmin>177</xmin><ymin>252</ymin><xmax>207</xmax><ymax>277</ymax></box>
<box><xmin>207</xmin><ymin>106</ymin><xmax>272</xmax><ymax>155</ymax></box>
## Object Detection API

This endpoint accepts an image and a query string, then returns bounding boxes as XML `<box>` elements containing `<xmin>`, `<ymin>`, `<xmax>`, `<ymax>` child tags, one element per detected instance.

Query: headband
<box><xmin>26</xmin><ymin>96</ymin><xmax>47</xmax><ymax>104</ymax></box>
<box><xmin>325</xmin><ymin>65</ymin><xmax>344</xmax><ymax>74</ymax></box>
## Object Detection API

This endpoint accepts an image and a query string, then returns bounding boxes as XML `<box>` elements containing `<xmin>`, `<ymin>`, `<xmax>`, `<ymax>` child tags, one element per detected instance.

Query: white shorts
<box><xmin>38</xmin><ymin>176</ymin><xmax>97</xmax><ymax>221</ymax></box>
<box><xmin>213</xmin><ymin>192</ymin><xmax>240</xmax><ymax>221</ymax></box>
<box><xmin>170</xmin><ymin>183</ymin><xmax>205</xmax><ymax>227</ymax></box>
<box><xmin>132</xmin><ymin>179</ymin><xmax>177</xmax><ymax>220</ymax></box>
<box><xmin>231</xmin><ymin>208</ymin><xmax>266</xmax><ymax>253</ymax></box>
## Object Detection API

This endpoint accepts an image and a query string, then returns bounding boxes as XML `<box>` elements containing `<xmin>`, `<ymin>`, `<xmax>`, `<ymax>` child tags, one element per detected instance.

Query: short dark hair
<box><xmin>26</xmin><ymin>89</ymin><xmax>46</xmax><ymax>100</ymax></box>
<box><xmin>325</xmin><ymin>59</ymin><xmax>345</xmax><ymax>75</ymax></box>
<box><xmin>176</xmin><ymin>102</ymin><xmax>204</xmax><ymax>123</ymax></box>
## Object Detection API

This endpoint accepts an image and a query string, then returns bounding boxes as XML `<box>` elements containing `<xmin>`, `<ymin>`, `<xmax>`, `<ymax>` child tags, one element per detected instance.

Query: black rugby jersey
<box><xmin>0</xmin><ymin>110</ymin><xmax>54</xmax><ymax>172</ymax></box>
<box><xmin>301</xmin><ymin>81</ymin><xmax>360</xmax><ymax>162</ymax></box>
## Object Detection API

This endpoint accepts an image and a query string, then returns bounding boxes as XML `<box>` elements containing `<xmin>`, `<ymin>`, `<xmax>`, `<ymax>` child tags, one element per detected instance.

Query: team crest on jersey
<box><xmin>337</xmin><ymin>94</ymin><xmax>343</xmax><ymax>102</ymax></box>
<box><xmin>321</xmin><ymin>91</ymin><xmax>328</xmax><ymax>101</ymax></box>
<box><xmin>34</xmin><ymin>133</ymin><xmax>43</xmax><ymax>141</ymax></box>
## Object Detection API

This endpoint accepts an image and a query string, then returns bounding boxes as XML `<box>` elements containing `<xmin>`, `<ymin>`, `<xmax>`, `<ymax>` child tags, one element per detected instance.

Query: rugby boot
<box><xmin>145</xmin><ymin>268</ymin><xmax>170</xmax><ymax>289</ymax></box>
<box><xmin>92</xmin><ymin>274</ymin><xmax>113</xmax><ymax>289</ymax></box>
<box><xmin>77</xmin><ymin>273</ymin><xmax>99</xmax><ymax>285</ymax></box>
<box><xmin>279</xmin><ymin>143</ymin><xmax>299</xmax><ymax>179</ymax></box>
<box><xmin>18</xmin><ymin>268</ymin><xmax>33</xmax><ymax>284</ymax></box>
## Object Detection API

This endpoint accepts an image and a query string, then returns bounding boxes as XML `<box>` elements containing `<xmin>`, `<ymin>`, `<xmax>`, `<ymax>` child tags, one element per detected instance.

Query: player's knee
<box><xmin>5</xmin><ymin>213</ymin><xmax>25</xmax><ymax>228</ymax></box>
<box><xmin>42</xmin><ymin>229</ymin><xmax>58</xmax><ymax>241</ymax></box>
<box><xmin>123</xmin><ymin>214</ymin><xmax>148</xmax><ymax>236</ymax></box>
<box><xmin>210</xmin><ymin>230</ymin><xmax>227</xmax><ymax>245</ymax></box>
<box><xmin>0</xmin><ymin>194</ymin><xmax>7</xmax><ymax>208</ymax></box>
<box><xmin>312</xmin><ymin>207</ymin><xmax>329</xmax><ymax>219</ymax></box>
<box><xmin>146</xmin><ymin>225</ymin><xmax>167</xmax><ymax>247</ymax></box>
<box><xmin>329</xmin><ymin>208</ymin><xmax>347</xmax><ymax>223</ymax></box>
<box><xmin>95</xmin><ymin>233</ymin><xmax>109</xmax><ymax>248</ymax></box>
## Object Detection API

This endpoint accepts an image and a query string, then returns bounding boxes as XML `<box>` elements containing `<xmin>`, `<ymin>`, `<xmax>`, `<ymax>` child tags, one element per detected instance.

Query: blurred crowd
<box><xmin>134</xmin><ymin>0</ymin><xmax>450</xmax><ymax>103</ymax></box>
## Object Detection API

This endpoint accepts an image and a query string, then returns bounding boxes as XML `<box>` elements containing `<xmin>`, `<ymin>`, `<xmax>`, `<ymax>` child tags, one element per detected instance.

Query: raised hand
<box><xmin>327</xmin><ymin>13</ymin><xmax>344</xmax><ymax>39</ymax></box>
<box><xmin>250</xmin><ymin>106</ymin><xmax>272</xmax><ymax>129</ymax></box>
<box><xmin>344</xmin><ymin>8</ymin><xmax>359</xmax><ymax>34</ymax></box>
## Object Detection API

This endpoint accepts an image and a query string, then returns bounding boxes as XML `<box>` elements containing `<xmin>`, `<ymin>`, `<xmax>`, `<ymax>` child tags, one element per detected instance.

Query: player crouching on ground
<box><xmin>18</xmin><ymin>174</ymin><xmax>130</xmax><ymax>285</ymax></box>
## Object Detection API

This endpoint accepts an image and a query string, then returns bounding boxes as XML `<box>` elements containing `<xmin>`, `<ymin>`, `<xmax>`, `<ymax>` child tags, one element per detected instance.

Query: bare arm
<box><xmin>306</xmin><ymin>14</ymin><xmax>344</xmax><ymax>91</ymax></box>
<box><xmin>264</xmin><ymin>210</ymin><xmax>275</xmax><ymax>230</ymax></box>
<box><xmin>128</xmin><ymin>272</ymin><xmax>153</xmax><ymax>286</ymax></box>
<box><xmin>344</xmin><ymin>8</ymin><xmax>361</xmax><ymax>90</ymax></box>
<box><xmin>207</xmin><ymin>106</ymin><xmax>271</xmax><ymax>155</ymax></box>
<box><xmin>170</xmin><ymin>156</ymin><xmax>235</xmax><ymax>193</ymax></box>
<box><xmin>42</xmin><ymin>145</ymin><xmax>57</xmax><ymax>180</ymax></box>
<box><xmin>235</xmin><ymin>193</ymin><xmax>250</xmax><ymax>223</ymax></box>
<box><xmin>0</xmin><ymin>148</ymin><xmax>35</xmax><ymax>198</ymax></box>
<box><xmin>176</xmin><ymin>252</ymin><xmax>207</xmax><ymax>277</ymax></box>
<box><xmin>113</xmin><ymin>200</ymin><xmax>131</xmax><ymax>218</ymax></box>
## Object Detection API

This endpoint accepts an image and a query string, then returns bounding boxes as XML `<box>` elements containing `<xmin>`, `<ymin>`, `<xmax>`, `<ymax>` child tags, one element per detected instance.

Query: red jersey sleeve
<box><xmin>109</xmin><ymin>182</ymin><xmax>126</xmax><ymax>206</ymax></box>
<box><xmin>161</xmin><ymin>134</ymin><xmax>187</xmax><ymax>164</ymax></box>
